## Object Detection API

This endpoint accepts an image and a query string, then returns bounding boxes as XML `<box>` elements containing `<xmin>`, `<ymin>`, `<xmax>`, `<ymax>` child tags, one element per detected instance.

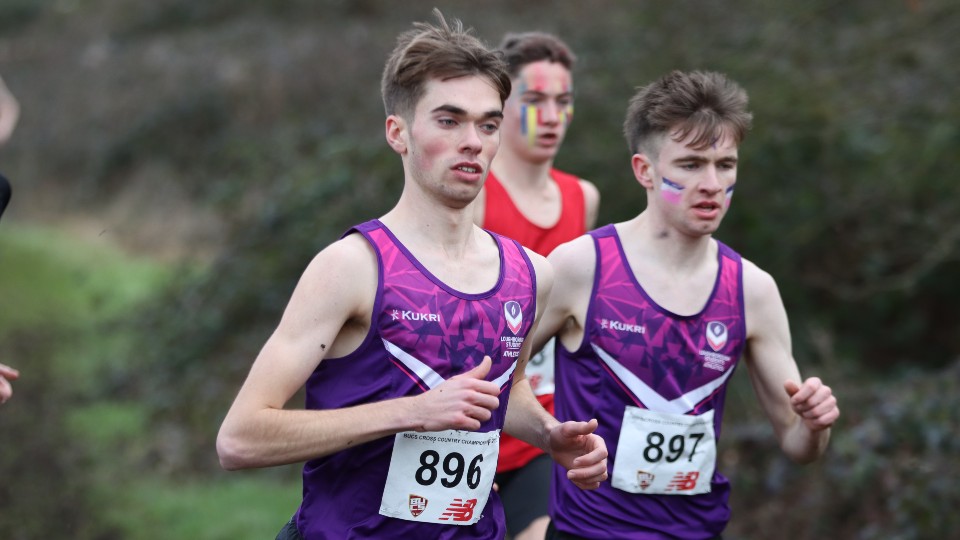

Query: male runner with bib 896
<box><xmin>216</xmin><ymin>11</ymin><xmax>607</xmax><ymax>540</ymax></box>
<box><xmin>534</xmin><ymin>70</ymin><xmax>840</xmax><ymax>539</ymax></box>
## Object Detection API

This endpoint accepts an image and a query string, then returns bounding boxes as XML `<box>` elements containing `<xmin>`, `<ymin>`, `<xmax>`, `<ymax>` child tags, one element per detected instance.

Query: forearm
<box><xmin>503</xmin><ymin>379</ymin><xmax>558</xmax><ymax>453</ymax></box>
<box><xmin>779</xmin><ymin>418</ymin><xmax>831</xmax><ymax>464</ymax></box>
<box><xmin>217</xmin><ymin>396</ymin><xmax>419</xmax><ymax>469</ymax></box>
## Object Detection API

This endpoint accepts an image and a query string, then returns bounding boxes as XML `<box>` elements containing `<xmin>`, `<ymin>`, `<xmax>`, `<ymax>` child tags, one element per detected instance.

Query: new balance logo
<box><xmin>665</xmin><ymin>471</ymin><xmax>700</xmax><ymax>492</ymax></box>
<box><xmin>438</xmin><ymin>498</ymin><xmax>478</xmax><ymax>522</ymax></box>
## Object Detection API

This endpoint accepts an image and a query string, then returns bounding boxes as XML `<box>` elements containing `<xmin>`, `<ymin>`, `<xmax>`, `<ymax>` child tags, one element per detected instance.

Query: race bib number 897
<box><xmin>611</xmin><ymin>407</ymin><xmax>716</xmax><ymax>496</ymax></box>
<box><xmin>380</xmin><ymin>429</ymin><xmax>499</xmax><ymax>525</ymax></box>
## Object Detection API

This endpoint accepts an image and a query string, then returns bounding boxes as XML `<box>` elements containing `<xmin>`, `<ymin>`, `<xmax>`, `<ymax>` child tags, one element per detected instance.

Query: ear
<box><xmin>631</xmin><ymin>153</ymin><xmax>656</xmax><ymax>190</ymax></box>
<box><xmin>385</xmin><ymin>114</ymin><xmax>408</xmax><ymax>155</ymax></box>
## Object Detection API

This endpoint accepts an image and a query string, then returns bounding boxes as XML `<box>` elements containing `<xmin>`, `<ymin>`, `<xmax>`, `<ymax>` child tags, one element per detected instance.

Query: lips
<box><xmin>692</xmin><ymin>200</ymin><xmax>722</xmax><ymax>219</ymax></box>
<box><xmin>451</xmin><ymin>161</ymin><xmax>484</xmax><ymax>181</ymax></box>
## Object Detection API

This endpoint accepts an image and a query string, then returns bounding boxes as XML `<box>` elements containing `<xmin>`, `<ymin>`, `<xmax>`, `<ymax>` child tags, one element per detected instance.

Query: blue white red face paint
<box><xmin>661</xmin><ymin>177</ymin><xmax>684</xmax><ymax>205</ymax></box>
<box><xmin>725</xmin><ymin>183</ymin><xmax>735</xmax><ymax>208</ymax></box>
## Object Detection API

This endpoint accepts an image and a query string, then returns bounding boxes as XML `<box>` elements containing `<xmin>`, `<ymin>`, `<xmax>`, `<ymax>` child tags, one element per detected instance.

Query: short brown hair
<box><xmin>497</xmin><ymin>32</ymin><xmax>576</xmax><ymax>78</ymax></box>
<box><xmin>381</xmin><ymin>9</ymin><xmax>511</xmax><ymax>119</ymax></box>
<box><xmin>623</xmin><ymin>70</ymin><xmax>753</xmax><ymax>156</ymax></box>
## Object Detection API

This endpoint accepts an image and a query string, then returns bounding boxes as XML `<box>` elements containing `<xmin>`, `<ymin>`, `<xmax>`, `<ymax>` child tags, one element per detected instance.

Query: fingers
<box><xmin>571</xmin><ymin>442</ymin><xmax>608</xmax><ymax>470</ymax></box>
<box><xmin>784</xmin><ymin>376</ymin><xmax>821</xmax><ymax>406</ymax></box>
<box><xmin>567</xmin><ymin>442</ymin><xmax>609</xmax><ymax>490</ymax></box>
<box><xmin>0</xmin><ymin>363</ymin><xmax>19</xmax><ymax>380</ymax></box>
<box><xmin>559</xmin><ymin>418</ymin><xmax>599</xmax><ymax>438</ymax></box>
<box><xmin>786</xmin><ymin>377</ymin><xmax>839</xmax><ymax>431</ymax></box>
<box><xmin>0</xmin><ymin>376</ymin><xmax>12</xmax><ymax>404</ymax></box>
<box><xmin>454</xmin><ymin>356</ymin><xmax>492</xmax><ymax>381</ymax></box>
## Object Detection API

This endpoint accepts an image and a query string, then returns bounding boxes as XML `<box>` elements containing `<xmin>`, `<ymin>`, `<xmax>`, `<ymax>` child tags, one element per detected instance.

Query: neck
<box><xmin>381</xmin><ymin>186</ymin><xmax>479</xmax><ymax>259</ymax></box>
<box><xmin>620</xmin><ymin>212</ymin><xmax>715</xmax><ymax>272</ymax></box>
<box><xmin>491</xmin><ymin>147</ymin><xmax>555</xmax><ymax>190</ymax></box>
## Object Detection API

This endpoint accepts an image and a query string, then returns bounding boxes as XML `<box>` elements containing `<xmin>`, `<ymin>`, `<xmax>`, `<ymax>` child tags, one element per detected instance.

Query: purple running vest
<box><xmin>551</xmin><ymin>225</ymin><xmax>746</xmax><ymax>540</ymax></box>
<box><xmin>294</xmin><ymin>219</ymin><xmax>537</xmax><ymax>539</ymax></box>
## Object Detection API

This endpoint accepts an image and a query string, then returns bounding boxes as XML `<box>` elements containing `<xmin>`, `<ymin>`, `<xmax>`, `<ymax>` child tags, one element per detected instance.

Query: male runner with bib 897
<box><xmin>216</xmin><ymin>10</ymin><xmax>607</xmax><ymax>540</ymax></box>
<box><xmin>534</xmin><ymin>70</ymin><xmax>840</xmax><ymax>539</ymax></box>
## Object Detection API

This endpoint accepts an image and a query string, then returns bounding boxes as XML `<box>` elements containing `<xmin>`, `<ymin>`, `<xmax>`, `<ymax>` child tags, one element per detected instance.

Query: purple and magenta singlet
<box><xmin>551</xmin><ymin>224</ymin><xmax>746</xmax><ymax>540</ymax></box>
<box><xmin>293</xmin><ymin>219</ymin><xmax>537</xmax><ymax>539</ymax></box>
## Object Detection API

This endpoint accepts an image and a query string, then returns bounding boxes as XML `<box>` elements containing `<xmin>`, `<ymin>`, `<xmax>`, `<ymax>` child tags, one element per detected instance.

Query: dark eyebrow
<box><xmin>521</xmin><ymin>89</ymin><xmax>574</xmax><ymax>98</ymax></box>
<box><xmin>674</xmin><ymin>154</ymin><xmax>738</xmax><ymax>164</ymax></box>
<box><xmin>431</xmin><ymin>104</ymin><xmax>503</xmax><ymax>120</ymax></box>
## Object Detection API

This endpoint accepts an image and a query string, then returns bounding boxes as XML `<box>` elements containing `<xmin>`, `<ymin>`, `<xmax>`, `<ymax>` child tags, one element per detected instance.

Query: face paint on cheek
<box><xmin>559</xmin><ymin>103</ymin><xmax>574</xmax><ymax>128</ymax></box>
<box><xmin>661</xmin><ymin>177</ymin><xmax>684</xmax><ymax>205</ymax></box>
<box><xmin>521</xmin><ymin>104</ymin><xmax>539</xmax><ymax>147</ymax></box>
<box><xmin>725</xmin><ymin>183</ymin><xmax>735</xmax><ymax>208</ymax></box>
<box><xmin>558</xmin><ymin>84</ymin><xmax>575</xmax><ymax>128</ymax></box>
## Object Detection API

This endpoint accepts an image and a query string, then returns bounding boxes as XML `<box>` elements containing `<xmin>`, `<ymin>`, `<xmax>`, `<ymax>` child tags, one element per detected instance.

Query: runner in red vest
<box><xmin>473</xmin><ymin>32</ymin><xmax>600</xmax><ymax>540</ymax></box>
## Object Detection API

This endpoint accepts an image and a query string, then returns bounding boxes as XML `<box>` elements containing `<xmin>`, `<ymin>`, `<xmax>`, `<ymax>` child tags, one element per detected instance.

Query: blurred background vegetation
<box><xmin>1</xmin><ymin>0</ymin><xmax>957</xmax><ymax>538</ymax></box>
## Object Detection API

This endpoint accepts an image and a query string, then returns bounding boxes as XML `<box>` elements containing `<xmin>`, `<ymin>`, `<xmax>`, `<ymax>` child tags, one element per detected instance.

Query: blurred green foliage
<box><xmin>1</xmin><ymin>0</ymin><xmax>958</xmax><ymax>538</ymax></box>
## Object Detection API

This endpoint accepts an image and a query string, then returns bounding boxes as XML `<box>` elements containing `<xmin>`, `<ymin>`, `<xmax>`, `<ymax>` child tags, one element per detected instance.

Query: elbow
<box><xmin>217</xmin><ymin>429</ymin><xmax>256</xmax><ymax>471</ymax></box>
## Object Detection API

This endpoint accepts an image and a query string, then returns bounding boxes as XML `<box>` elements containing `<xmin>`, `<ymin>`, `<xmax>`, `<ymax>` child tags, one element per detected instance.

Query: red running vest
<box><xmin>482</xmin><ymin>168</ymin><xmax>587</xmax><ymax>472</ymax></box>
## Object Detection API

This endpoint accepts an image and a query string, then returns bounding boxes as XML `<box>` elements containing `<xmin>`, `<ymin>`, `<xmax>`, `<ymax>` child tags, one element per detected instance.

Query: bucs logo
<box><xmin>504</xmin><ymin>301</ymin><xmax>523</xmax><ymax>335</ymax></box>
<box><xmin>706</xmin><ymin>321</ymin><xmax>728</xmax><ymax>352</ymax></box>
<box><xmin>409</xmin><ymin>494</ymin><xmax>427</xmax><ymax>517</ymax></box>
<box><xmin>637</xmin><ymin>470</ymin><xmax>655</xmax><ymax>490</ymax></box>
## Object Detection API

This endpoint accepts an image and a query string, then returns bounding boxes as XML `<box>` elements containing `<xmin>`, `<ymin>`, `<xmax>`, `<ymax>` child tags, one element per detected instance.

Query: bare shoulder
<box><xmin>522</xmin><ymin>247</ymin><xmax>555</xmax><ymax>300</ymax></box>
<box><xmin>741</xmin><ymin>257</ymin><xmax>780</xmax><ymax>303</ymax></box>
<box><xmin>741</xmin><ymin>256</ymin><xmax>789</xmax><ymax>339</ymax></box>
<box><xmin>577</xmin><ymin>178</ymin><xmax>600</xmax><ymax>205</ymax></box>
<box><xmin>577</xmin><ymin>178</ymin><xmax>601</xmax><ymax>229</ymax></box>
<box><xmin>297</xmin><ymin>232</ymin><xmax>378</xmax><ymax>313</ymax></box>
<box><xmin>547</xmin><ymin>234</ymin><xmax>597</xmax><ymax>301</ymax></box>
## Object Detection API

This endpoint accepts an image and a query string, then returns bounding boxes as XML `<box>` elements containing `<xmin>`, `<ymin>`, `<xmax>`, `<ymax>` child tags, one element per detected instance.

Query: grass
<box><xmin>101</xmin><ymin>473</ymin><xmax>302</xmax><ymax>540</ymax></box>
<box><xmin>0</xmin><ymin>223</ymin><xmax>301</xmax><ymax>538</ymax></box>
<box><xmin>0</xmin><ymin>224</ymin><xmax>170</xmax><ymax>333</ymax></box>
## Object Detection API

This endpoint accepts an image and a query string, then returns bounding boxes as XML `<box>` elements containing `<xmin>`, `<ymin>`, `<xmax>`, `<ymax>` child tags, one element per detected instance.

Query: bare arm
<box><xmin>531</xmin><ymin>234</ymin><xmax>596</xmax><ymax>354</ymax></box>
<box><xmin>742</xmin><ymin>260</ymin><xmax>839</xmax><ymax>464</ymax></box>
<box><xmin>505</xmin><ymin>246</ymin><xmax>608</xmax><ymax>489</ymax></box>
<box><xmin>217</xmin><ymin>235</ymin><xmax>502</xmax><ymax>470</ymax></box>
<box><xmin>578</xmin><ymin>179</ymin><xmax>601</xmax><ymax>231</ymax></box>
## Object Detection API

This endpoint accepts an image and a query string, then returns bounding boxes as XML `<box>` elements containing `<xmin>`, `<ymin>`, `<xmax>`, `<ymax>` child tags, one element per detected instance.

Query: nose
<box><xmin>459</xmin><ymin>124</ymin><xmax>483</xmax><ymax>155</ymax></box>
<box><xmin>699</xmin><ymin>165</ymin><xmax>723</xmax><ymax>195</ymax></box>
<box><xmin>539</xmin><ymin>101</ymin><xmax>560</xmax><ymax>126</ymax></box>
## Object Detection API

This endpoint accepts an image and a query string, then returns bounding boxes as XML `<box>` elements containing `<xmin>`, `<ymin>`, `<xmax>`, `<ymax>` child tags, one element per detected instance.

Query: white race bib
<box><xmin>379</xmin><ymin>429</ymin><xmax>500</xmax><ymax>525</ymax></box>
<box><xmin>611</xmin><ymin>407</ymin><xmax>716</xmax><ymax>496</ymax></box>
<box><xmin>525</xmin><ymin>337</ymin><xmax>556</xmax><ymax>396</ymax></box>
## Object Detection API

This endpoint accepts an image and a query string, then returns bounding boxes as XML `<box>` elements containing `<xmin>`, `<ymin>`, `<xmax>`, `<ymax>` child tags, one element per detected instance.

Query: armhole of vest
<box><xmin>569</xmin><ymin>229</ymin><xmax>605</xmax><ymax>355</ymax></box>
<box><xmin>719</xmin><ymin>241</ymin><xmax>748</xmax><ymax>352</ymax></box>
<box><xmin>330</xmin><ymin>224</ymin><xmax>384</xmax><ymax>361</ymax></box>
<box><xmin>514</xmin><ymin>238</ymin><xmax>538</xmax><ymax>321</ymax></box>
<box><xmin>733</xmin><ymin>248</ymin><xmax>747</xmax><ymax>348</ymax></box>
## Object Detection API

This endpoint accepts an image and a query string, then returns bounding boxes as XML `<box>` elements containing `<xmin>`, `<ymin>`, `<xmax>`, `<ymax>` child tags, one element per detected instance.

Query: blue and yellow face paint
<box><xmin>521</xmin><ymin>103</ymin><xmax>539</xmax><ymax>147</ymax></box>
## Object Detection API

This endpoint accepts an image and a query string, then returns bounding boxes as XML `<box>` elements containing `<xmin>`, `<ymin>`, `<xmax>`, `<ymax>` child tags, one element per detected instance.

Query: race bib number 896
<box><xmin>380</xmin><ymin>429</ymin><xmax>499</xmax><ymax>525</ymax></box>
